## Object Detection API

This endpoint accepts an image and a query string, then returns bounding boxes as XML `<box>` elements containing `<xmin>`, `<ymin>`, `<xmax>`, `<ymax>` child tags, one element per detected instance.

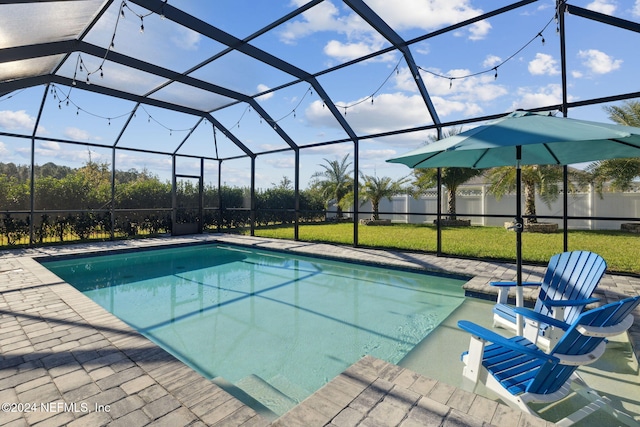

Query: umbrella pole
<box><xmin>515</xmin><ymin>146</ymin><xmax>524</xmax><ymax>335</ymax></box>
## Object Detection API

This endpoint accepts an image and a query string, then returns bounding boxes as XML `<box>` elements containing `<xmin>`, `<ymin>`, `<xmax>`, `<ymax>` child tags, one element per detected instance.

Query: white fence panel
<box><xmin>365</xmin><ymin>185</ymin><xmax>639</xmax><ymax>230</ymax></box>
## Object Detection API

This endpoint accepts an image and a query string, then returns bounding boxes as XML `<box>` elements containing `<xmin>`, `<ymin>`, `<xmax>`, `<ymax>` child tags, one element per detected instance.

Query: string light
<box><xmin>47</xmin><ymin>3</ymin><xmax>557</xmax><ymax>140</ymax></box>
<box><xmin>416</xmin><ymin>15</ymin><xmax>554</xmax><ymax>88</ymax></box>
<box><xmin>334</xmin><ymin>58</ymin><xmax>403</xmax><ymax>113</ymax></box>
<box><xmin>46</xmin><ymin>85</ymin><xmax>195</xmax><ymax>136</ymax></box>
<box><xmin>70</xmin><ymin>1</ymin><xmax>161</xmax><ymax>88</ymax></box>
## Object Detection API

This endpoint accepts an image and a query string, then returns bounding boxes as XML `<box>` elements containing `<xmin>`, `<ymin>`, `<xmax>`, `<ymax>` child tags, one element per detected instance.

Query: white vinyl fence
<box><xmin>339</xmin><ymin>185</ymin><xmax>640</xmax><ymax>230</ymax></box>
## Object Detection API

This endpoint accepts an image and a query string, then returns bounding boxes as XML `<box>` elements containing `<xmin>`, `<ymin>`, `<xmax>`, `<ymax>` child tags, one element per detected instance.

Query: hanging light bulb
<box><xmin>539</xmin><ymin>32</ymin><xmax>545</xmax><ymax>46</ymax></box>
<box><xmin>494</xmin><ymin>67</ymin><xmax>498</xmax><ymax>80</ymax></box>
<box><xmin>108</xmin><ymin>119</ymin><xmax>111</xmax><ymax>126</ymax></box>
<box><xmin>100</xmin><ymin>67</ymin><xmax>104</xmax><ymax>79</ymax></box>
<box><xmin>86</xmin><ymin>75</ymin><xmax>90</xmax><ymax>85</ymax></box>
<box><xmin>449</xmin><ymin>78</ymin><xmax>453</xmax><ymax>89</ymax></box>
<box><xmin>140</xmin><ymin>17</ymin><xmax>144</xmax><ymax>33</ymax></box>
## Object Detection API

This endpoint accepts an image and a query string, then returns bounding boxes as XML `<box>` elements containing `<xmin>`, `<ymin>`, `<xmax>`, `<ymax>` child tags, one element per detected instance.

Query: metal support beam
<box><xmin>559</xmin><ymin>0</ymin><xmax>570</xmax><ymax>251</ymax></box>
<box><xmin>566</xmin><ymin>3</ymin><xmax>640</xmax><ymax>33</ymax></box>
<box><xmin>199</xmin><ymin>158</ymin><xmax>204</xmax><ymax>233</ymax></box>
<box><xmin>204</xmin><ymin>113</ymin><xmax>255</xmax><ymax>159</ymax></box>
<box><xmin>28</xmin><ymin>85</ymin><xmax>50</xmax><ymax>246</ymax></box>
<box><xmin>294</xmin><ymin>148</ymin><xmax>300</xmax><ymax>241</ymax></box>
<box><xmin>250</xmin><ymin>157</ymin><xmax>256</xmax><ymax>236</ymax></box>
<box><xmin>343</xmin><ymin>0</ymin><xmax>441</xmax><ymax>127</ymax></box>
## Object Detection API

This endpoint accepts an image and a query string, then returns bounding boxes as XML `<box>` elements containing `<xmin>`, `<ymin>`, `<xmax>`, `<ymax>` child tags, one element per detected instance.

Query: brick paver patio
<box><xmin>1</xmin><ymin>234</ymin><xmax>638</xmax><ymax>426</ymax></box>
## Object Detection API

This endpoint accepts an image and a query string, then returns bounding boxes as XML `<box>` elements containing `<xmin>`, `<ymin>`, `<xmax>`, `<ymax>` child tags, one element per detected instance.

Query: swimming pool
<box><xmin>43</xmin><ymin>244</ymin><xmax>467</xmax><ymax>416</ymax></box>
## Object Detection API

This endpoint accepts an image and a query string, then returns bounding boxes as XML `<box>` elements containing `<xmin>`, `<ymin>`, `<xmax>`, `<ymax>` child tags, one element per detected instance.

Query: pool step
<box><xmin>235</xmin><ymin>374</ymin><xmax>297</xmax><ymax>416</ymax></box>
<box><xmin>268</xmin><ymin>373</ymin><xmax>311</xmax><ymax>403</ymax></box>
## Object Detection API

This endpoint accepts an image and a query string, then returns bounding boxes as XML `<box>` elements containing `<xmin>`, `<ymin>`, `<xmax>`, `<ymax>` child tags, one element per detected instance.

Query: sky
<box><xmin>1</xmin><ymin>0</ymin><xmax>640</xmax><ymax>191</ymax></box>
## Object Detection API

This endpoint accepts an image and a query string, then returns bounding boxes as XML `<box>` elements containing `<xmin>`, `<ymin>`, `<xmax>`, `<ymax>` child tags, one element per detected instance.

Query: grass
<box><xmin>250</xmin><ymin>223</ymin><xmax>640</xmax><ymax>274</ymax></box>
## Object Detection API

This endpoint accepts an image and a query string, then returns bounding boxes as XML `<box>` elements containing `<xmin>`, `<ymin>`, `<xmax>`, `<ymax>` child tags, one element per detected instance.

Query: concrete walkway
<box><xmin>1</xmin><ymin>234</ymin><xmax>638</xmax><ymax>426</ymax></box>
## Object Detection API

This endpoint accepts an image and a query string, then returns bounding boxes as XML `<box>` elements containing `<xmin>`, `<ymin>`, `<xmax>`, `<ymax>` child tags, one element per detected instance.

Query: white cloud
<box><xmin>171</xmin><ymin>27</ymin><xmax>201</xmax><ymax>51</ymax></box>
<box><xmin>509</xmin><ymin>84</ymin><xmax>575</xmax><ymax>111</ymax></box>
<box><xmin>0</xmin><ymin>110</ymin><xmax>40</xmax><ymax>132</ymax></box>
<box><xmin>572</xmin><ymin>70</ymin><xmax>584</xmax><ymax>78</ymax></box>
<box><xmin>324</xmin><ymin>40</ymin><xmax>377</xmax><ymax>62</ymax></box>
<box><xmin>30</xmin><ymin>141</ymin><xmax>106</xmax><ymax>164</ymax></box>
<box><xmin>306</xmin><ymin>92</ymin><xmax>433</xmax><ymax>136</ymax></box>
<box><xmin>360</xmin><ymin>149</ymin><xmax>397</xmax><ymax>160</ymax></box>
<box><xmin>578</xmin><ymin>49</ymin><xmax>622</xmax><ymax>74</ymax></box>
<box><xmin>414</xmin><ymin>41</ymin><xmax>430</xmax><ymax>56</ymax></box>
<box><xmin>40</xmin><ymin>141</ymin><xmax>61</xmax><ymax>151</ymax></box>
<box><xmin>303</xmin><ymin>145</ymin><xmax>351</xmax><ymax>157</ymax></box>
<box><xmin>364</xmin><ymin>0</ymin><xmax>484</xmax><ymax>33</ymax></box>
<box><xmin>528</xmin><ymin>53</ymin><xmax>560</xmax><ymax>76</ymax></box>
<box><xmin>0</xmin><ymin>141</ymin><xmax>9</xmax><ymax>157</ymax></box>
<box><xmin>634</xmin><ymin>0</ymin><xmax>640</xmax><ymax>17</ymax></box>
<box><xmin>586</xmin><ymin>0</ymin><xmax>617</xmax><ymax>15</ymax></box>
<box><xmin>256</xmin><ymin>84</ymin><xmax>274</xmax><ymax>101</ymax></box>
<box><xmin>468</xmin><ymin>20</ymin><xmax>492</xmax><ymax>41</ymax></box>
<box><xmin>263</xmin><ymin>157</ymin><xmax>295</xmax><ymax>169</ymax></box>
<box><xmin>483</xmin><ymin>55</ymin><xmax>502</xmax><ymax>68</ymax></box>
<box><xmin>304</xmin><ymin>87</ymin><xmax>487</xmax><ymax>140</ymax></box>
<box><xmin>280</xmin><ymin>0</ymin><xmax>488</xmax><ymax>63</ymax></box>
<box><xmin>402</xmin><ymin>67</ymin><xmax>507</xmax><ymax>103</ymax></box>
<box><xmin>115</xmin><ymin>151</ymin><xmax>171</xmax><ymax>172</ymax></box>
<box><xmin>64</xmin><ymin>127</ymin><xmax>91</xmax><ymax>141</ymax></box>
<box><xmin>280</xmin><ymin>1</ymin><xmax>343</xmax><ymax>43</ymax></box>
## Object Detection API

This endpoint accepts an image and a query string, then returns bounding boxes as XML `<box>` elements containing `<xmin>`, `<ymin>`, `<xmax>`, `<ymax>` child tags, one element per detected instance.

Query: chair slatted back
<box><xmin>527</xmin><ymin>296</ymin><xmax>640</xmax><ymax>395</ymax></box>
<box><xmin>535</xmin><ymin>251</ymin><xmax>607</xmax><ymax>324</ymax></box>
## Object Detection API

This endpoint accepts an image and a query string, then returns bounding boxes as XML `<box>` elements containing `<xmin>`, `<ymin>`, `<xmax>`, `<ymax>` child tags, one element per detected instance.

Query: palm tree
<box><xmin>412</xmin><ymin>167</ymin><xmax>483</xmax><ymax>220</ymax></box>
<box><xmin>310</xmin><ymin>154</ymin><xmax>353</xmax><ymax>218</ymax></box>
<box><xmin>411</xmin><ymin>127</ymin><xmax>483</xmax><ymax>220</ymax></box>
<box><xmin>359</xmin><ymin>174</ymin><xmax>409</xmax><ymax>220</ymax></box>
<box><xmin>588</xmin><ymin>101</ymin><xmax>640</xmax><ymax>195</ymax></box>
<box><xmin>486</xmin><ymin>165</ymin><xmax>564</xmax><ymax>224</ymax></box>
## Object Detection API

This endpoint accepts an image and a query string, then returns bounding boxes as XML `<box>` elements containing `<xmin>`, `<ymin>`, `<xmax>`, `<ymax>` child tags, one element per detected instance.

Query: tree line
<box><xmin>0</xmin><ymin>161</ymin><xmax>326</xmax><ymax>245</ymax></box>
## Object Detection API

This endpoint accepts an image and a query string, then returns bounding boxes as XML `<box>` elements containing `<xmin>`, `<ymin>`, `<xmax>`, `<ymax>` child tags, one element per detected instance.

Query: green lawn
<box><xmin>250</xmin><ymin>223</ymin><xmax>640</xmax><ymax>274</ymax></box>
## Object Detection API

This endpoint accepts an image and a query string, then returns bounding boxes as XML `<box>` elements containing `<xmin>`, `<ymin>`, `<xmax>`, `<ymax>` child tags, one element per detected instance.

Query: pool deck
<box><xmin>1</xmin><ymin>233</ymin><xmax>638</xmax><ymax>426</ymax></box>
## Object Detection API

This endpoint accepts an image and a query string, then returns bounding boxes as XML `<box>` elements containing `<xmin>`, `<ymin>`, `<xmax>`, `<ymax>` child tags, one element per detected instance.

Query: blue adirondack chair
<box><xmin>492</xmin><ymin>250</ymin><xmax>606</xmax><ymax>350</ymax></box>
<box><xmin>460</xmin><ymin>295</ymin><xmax>640</xmax><ymax>426</ymax></box>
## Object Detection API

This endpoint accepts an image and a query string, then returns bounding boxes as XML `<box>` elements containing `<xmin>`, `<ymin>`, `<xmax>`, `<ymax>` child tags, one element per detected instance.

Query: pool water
<box><xmin>43</xmin><ymin>244</ymin><xmax>466</xmax><ymax>416</ymax></box>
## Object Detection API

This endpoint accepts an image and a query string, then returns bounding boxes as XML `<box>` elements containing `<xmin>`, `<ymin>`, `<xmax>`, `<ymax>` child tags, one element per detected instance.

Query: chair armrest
<box><xmin>542</xmin><ymin>297</ymin><xmax>600</xmax><ymax>307</ymax></box>
<box><xmin>489</xmin><ymin>281</ymin><xmax>542</xmax><ymax>287</ymax></box>
<box><xmin>513</xmin><ymin>307</ymin><xmax>570</xmax><ymax>330</ymax></box>
<box><xmin>458</xmin><ymin>320</ymin><xmax>559</xmax><ymax>364</ymax></box>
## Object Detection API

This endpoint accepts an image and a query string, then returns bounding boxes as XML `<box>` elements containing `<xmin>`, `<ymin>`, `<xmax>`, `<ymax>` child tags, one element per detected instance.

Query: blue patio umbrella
<box><xmin>387</xmin><ymin>110</ymin><xmax>640</xmax><ymax>334</ymax></box>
